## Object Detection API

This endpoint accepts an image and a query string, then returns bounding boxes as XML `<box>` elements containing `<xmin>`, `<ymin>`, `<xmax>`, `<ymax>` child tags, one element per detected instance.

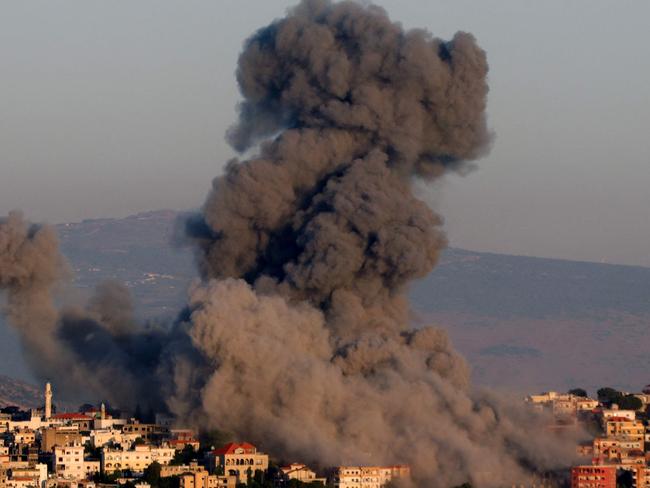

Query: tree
<box><xmin>133</xmin><ymin>437</ymin><xmax>147</xmax><ymax>447</ymax></box>
<box><xmin>170</xmin><ymin>445</ymin><xmax>197</xmax><ymax>466</ymax></box>
<box><xmin>83</xmin><ymin>441</ymin><xmax>101</xmax><ymax>460</ymax></box>
<box><xmin>143</xmin><ymin>461</ymin><xmax>162</xmax><ymax>487</ymax></box>
<box><xmin>569</xmin><ymin>388</ymin><xmax>588</xmax><ymax>398</ymax></box>
<box><xmin>617</xmin><ymin>395</ymin><xmax>643</xmax><ymax>411</ymax></box>
<box><xmin>93</xmin><ymin>470</ymin><xmax>122</xmax><ymax>484</ymax></box>
<box><xmin>597</xmin><ymin>387</ymin><xmax>623</xmax><ymax>405</ymax></box>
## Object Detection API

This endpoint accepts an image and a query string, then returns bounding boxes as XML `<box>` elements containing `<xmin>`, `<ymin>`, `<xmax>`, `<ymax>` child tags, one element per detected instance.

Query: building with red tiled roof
<box><xmin>207</xmin><ymin>443</ymin><xmax>268</xmax><ymax>483</ymax></box>
<box><xmin>52</xmin><ymin>413</ymin><xmax>91</xmax><ymax>420</ymax></box>
<box><xmin>212</xmin><ymin>442</ymin><xmax>256</xmax><ymax>456</ymax></box>
<box><xmin>168</xmin><ymin>439</ymin><xmax>200</xmax><ymax>451</ymax></box>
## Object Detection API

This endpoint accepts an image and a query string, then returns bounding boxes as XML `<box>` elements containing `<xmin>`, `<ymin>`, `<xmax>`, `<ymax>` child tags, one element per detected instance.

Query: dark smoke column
<box><xmin>179</xmin><ymin>1</ymin><xmax>573</xmax><ymax>487</ymax></box>
<box><xmin>189</xmin><ymin>0</ymin><xmax>490</xmax><ymax>324</ymax></box>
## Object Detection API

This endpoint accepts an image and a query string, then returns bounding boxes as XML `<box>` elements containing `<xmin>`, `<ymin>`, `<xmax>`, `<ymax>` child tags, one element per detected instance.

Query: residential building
<box><xmin>89</xmin><ymin>429</ymin><xmax>137</xmax><ymax>449</ymax></box>
<box><xmin>571</xmin><ymin>466</ymin><xmax>616</xmax><ymax>488</ymax></box>
<box><xmin>331</xmin><ymin>465</ymin><xmax>410</xmax><ymax>488</ymax></box>
<box><xmin>209</xmin><ymin>443</ymin><xmax>268</xmax><ymax>483</ymax></box>
<box><xmin>121</xmin><ymin>422</ymin><xmax>169</xmax><ymax>444</ymax></box>
<box><xmin>50</xmin><ymin>414</ymin><xmax>93</xmax><ymax>432</ymax></box>
<box><xmin>42</xmin><ymin>426</ymin><xmax>82</xmax><ymax>453</ymax></box>
<box><xmin>8</xmin><ymin>464</ymin><xmax>47</xmax><ymax>488</ymax></box>
<box><xmin>101</xmin><ymin>445</ymin><xmax>175</xmax><ymax>474</ymax></box>
<box><xmin>601</xmin><ymin>409</ymin><xmax>636</xmax><ymax>423</ymax></box>
<box><xmin>11</xmin><ymin>431</ymin><xmax>35</xmax><ymax>446</ymax></box>
<box><xmin>178</xmin><ymin>469</ymin><xmax>236</xmax><ymax>488</ymax></box>
<box><xmin>280</xmin><ymin>464</ymin><xmax>325</xmax><ymax>484</ymax></box>
<box><xmin>632</xmin><ymin>467</ymin><xmax>650</xmax><ymax>488</ymax></box>
<box><xmin>605</xmin><ymin>419</ymin><xmax>645</xmax><ymax>441</ymax></box>
<box><xmin>594</xmin><ymin>437</ymin><xmax>644</xmax><ymax>455</ymax></box>
<box><xmin>54</xmin><ymin>444</ymin><xmax>84</xmax><ymax>480</ymax></box>
<box><xmin>160</xmin><ymin>463</ymin><xmax>204</xmax><ymax>478</ymax></box>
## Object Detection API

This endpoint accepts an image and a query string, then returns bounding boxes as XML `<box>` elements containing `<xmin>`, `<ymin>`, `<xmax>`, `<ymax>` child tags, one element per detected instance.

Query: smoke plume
<box><xmin>0</xmin><ymin>1</ymin><xmax>584</xmax><ymax>486</ymax></box>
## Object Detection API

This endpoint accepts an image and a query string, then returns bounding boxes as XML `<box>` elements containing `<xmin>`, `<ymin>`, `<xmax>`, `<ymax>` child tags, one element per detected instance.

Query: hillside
<box><xmin>1</xmin><ymin>210</ymin><xmax>650</xmax><ymax>395</ymax></box>
<box><xmin>0</xmin><ymin>375</ymin><xmax>42</xmax><ymax>409</ymax></box>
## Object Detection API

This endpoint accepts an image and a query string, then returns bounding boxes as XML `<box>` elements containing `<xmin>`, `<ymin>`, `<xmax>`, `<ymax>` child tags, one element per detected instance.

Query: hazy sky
<box><xmin>1</xmin><ymin>1</ymin><xmax>649</xmax><ymax>266</ymax></box>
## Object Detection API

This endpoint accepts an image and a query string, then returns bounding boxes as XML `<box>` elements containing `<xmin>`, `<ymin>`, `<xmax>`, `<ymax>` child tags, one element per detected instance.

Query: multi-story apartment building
<box><xmin>55</xmin><ymin>444</ymin><xmax>85</xmax><ymax>479</ymax></box>
<box><xmin>594</xmin><ymin>437</ymin><xmax>644</xmax><ymax>456</ymax></box>
<box><xmin>8</xmin><ymin>464</ymin><xmax>48</xmax><ymax>488</ymax></box>
<box><xmin>101</xmin><ymin>445</ymin><xmax>175</xmax><ymax>474</ymax></box>
<box><xmin>90</xmin><ymin>429</ymin><xmax>139</xmax><ymax>449</ymax></box>
<box><xmin>571</xmin><ymin>466</ymin><xmax>616</xmax><ymax>488</ymax></box>
<box><xmin>11</xmin><ymin>431</ymin><xmax>36</xmax><ymax>446</ymax></box>
<box><xmin>332</xmin><ymin>465</ymin><xmax>410</xmax><ymax>488</ymax></box>
<box><xmin>605</xmin><ymin>419</ymin><xmax>645</xmax><ymax>441</ymax></box>
<box><xmin>42</xmin><ymin>426</ymin><xmax>82</xmax><ymax>453</ymax></box>
<box><xmin>121</xmin><ymin>422</ymin><xmax>169</xmax><ymax>443</ymax></box>
<box><xmin>631</xmin><ymin>467</ymin><xmax>650</xmax><ymax>488</ymax></box>
<box><xmin>527</xmin><ymin>392</ymin><xmax>598</xmax><ymax>417</ymax></box>
<box><xmin>601</xmin><ymin>409</ymin><xmax>636</xmax><ymax>423</ymax></box>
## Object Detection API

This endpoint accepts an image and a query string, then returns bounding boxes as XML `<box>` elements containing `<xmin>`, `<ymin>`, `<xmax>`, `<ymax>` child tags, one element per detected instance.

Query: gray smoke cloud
<box><xmin>0</xmin><ymin>212</ymin><xmax>69</xmax><ymax>381</ymax></box>
<box><xmin>0</xmin><ymin>1</ymin><xmax>585</xmax><ymax>486</ymax></box>
<box><xmin>0</xmin><ymin>213</ymin><xmax>176</xmax><ymax>406</ymax></box>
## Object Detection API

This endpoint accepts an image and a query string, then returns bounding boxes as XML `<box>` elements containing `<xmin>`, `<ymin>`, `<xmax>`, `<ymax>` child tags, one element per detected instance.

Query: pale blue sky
<box><xmin>1</xmin><ymin>1</ymin><xmax>649</xmax><ymax>266</ymax></box>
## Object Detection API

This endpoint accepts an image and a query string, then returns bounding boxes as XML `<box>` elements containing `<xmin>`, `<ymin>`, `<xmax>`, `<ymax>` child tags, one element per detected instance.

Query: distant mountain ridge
<box><xmin>1</xmin><ymin>210</ymin><xmax>650</xmax><ymax>396</ymax></box>
<box><xmin>0</xmin><ymin>374</ymin><xmax>41</xmax><ymax>409</ymax></box>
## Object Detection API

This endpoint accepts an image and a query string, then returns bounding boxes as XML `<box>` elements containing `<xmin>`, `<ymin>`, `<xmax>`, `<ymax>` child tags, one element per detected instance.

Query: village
<box><xmin>4</xmin><ymin>381</ymin><xmax>650</xmax><ymax>488</ymax></box>
<box><xmin>0</xmin><ymin>383</ymin><xmax>409</xmax><ymax>488</ymax></box>
<box><xmin>529</xmin><ymin>385</ymin><xmax>650</xmax><ymax>488</ymax></box>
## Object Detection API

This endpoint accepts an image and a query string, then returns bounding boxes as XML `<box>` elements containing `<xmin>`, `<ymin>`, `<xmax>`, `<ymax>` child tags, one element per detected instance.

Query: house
<box><xmin>331</xmin><ymin>465</ymin><xmax>410</xmax><ymax>488</ymax></box>
<box><xmin>178</xmin><ymin>468</ymin><xmax>236</xmax><ymax>488</ymax></box>
<box><xmin>280</xmin><ymin>463</ymin><xmax>326</xmax><ymax>484</ymax></box>
<box><xmin>208</xmin><ymin>443</ymin><xmax>268</xmax><ymax>483</ymax></box>
<box><xmin>101</xmin><ymin>445</ymin><xmax>175</xmax><ymax>474</ymax></box>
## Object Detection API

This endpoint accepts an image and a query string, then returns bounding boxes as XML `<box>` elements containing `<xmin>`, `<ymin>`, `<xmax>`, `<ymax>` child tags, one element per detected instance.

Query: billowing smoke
<box><xmin>0</xmin><ymin>212</ymin><xmax>169</xmax><ymax>405</ymax></box>
<box><xmin>0</xmin><ymin>1</ymin><xmax>584</xmax><ymax>486</ymax></box>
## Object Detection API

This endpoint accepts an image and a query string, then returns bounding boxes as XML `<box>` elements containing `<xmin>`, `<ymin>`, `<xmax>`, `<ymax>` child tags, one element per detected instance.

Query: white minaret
<box><xmin>44</xmin><ymin>382</ymin><xmax>52</xmax><ymax>419</ymax></box>
<box><xmin>100</xmin><ymin>403</ymin><xmax>106</xmax><ymax>420</ymax></box>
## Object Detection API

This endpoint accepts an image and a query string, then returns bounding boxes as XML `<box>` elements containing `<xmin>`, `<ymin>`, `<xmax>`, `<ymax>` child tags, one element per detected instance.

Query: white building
<box><xmin>602</xmin><ymin>409</ymin><xmax>636</xmax><ymax>422</ymax></box>
<box><xmin>54</xmin><ymin>444</ymin><xmax>85</xmax><ymax>480</ymax></box>
<box><xmin>280</xmin><ymin>464</ymin><xmax>325</xmax><ymax>484</ymax></box>
<box><xmin>101</xmin><ymin>445</ymin><xmax>175</xmax><ymax>474</ymax></box>
<box><xmin>93</xmin><ymin>418</ymin><xmax>127</xmax><ymax>431</ymax></box>
<box><xmin>54</xmin><ymin>444</ymin><xmax>98</xmax><ymax>480</ymax></box>
<box><xmin>90</xmin><ymin>429</ymin><xmax>137</xmax><ymax>449</ymax></box>
<box><xmin>332</xmin><ymin>465</ymin><xmax>410</xmax><ymax>488</ymax></box>
<box><xmin>209</xmin><ymin>443</ymin><xmax>268</xmax><ymax>483</ymax></box>
<box><xmin>8</xmin><ymin>464</ymin><xmax>48</xmax><ymax>488</ymax></box>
